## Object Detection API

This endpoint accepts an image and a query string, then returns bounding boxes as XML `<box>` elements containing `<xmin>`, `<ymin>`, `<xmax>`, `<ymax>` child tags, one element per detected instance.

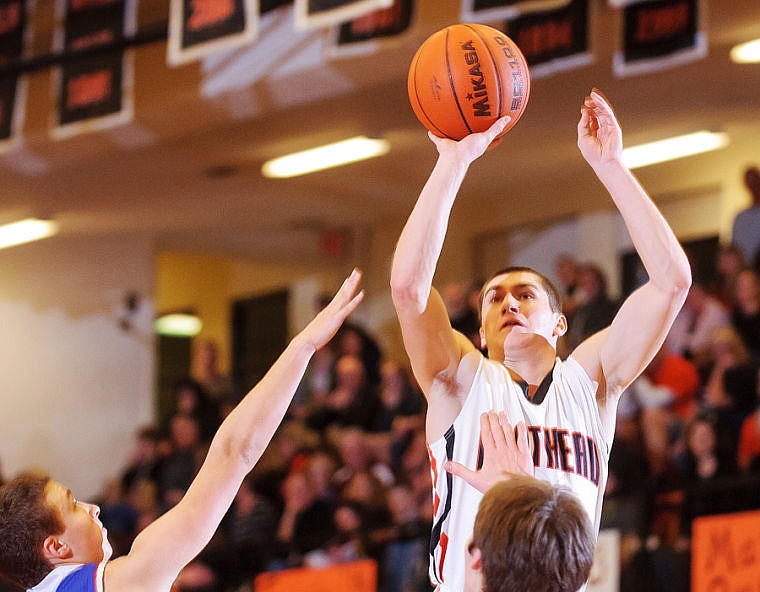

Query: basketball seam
<box><xmin>445</xmin><ymin>26</ymin><xmax>473</xmax><ymax>136</ymax></box>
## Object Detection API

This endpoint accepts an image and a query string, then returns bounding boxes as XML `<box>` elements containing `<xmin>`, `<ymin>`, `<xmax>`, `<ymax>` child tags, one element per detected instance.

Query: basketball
<box><xmin>407</xmin><ymin>23</ymin><xmax>531</xmax><ymax>141</ymax></box>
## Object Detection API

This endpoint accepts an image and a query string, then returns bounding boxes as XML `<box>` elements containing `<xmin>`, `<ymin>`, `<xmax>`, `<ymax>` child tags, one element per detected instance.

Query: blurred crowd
<box><xmin>86</xmin><ymin>237</ymin><xmax>760</xmax><ymax>592</ymax></box>
<box><xmin>4</xmin><ymin>228</ymin><xmax>760</xmax><ymax>591</ymax></box>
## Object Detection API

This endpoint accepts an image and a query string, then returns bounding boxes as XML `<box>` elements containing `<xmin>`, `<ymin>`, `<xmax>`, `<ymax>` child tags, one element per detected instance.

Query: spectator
<box><xmin>712</xmin><ymin>243</ymin><xmax>746</xmax><ymax>307</ymax></box>
<box><xmin>554</xmin><ymin>252</ymin><xmax>581</xmax><ymax>318</ymax></box>
<box><xmin>305</xmin><ymin>354</ymin><xmax>380</xmax><ymax>432</ymax></box>
<box><xmin>737</xmin><ymin>367</ymin><xmax>760</xmax><ymax>472</ymax></box>
<box><xmin>442</xmin><ymin>281</ymin><xmax>480</xmax><ymax>347</ymax></box>
<box><xmin>563</xmin><ymin>262</ymin><xmax>619</xmax><ymax>350</ymax></box>
<box><xmin>119</xmin><ymin>425</ymin><xmax>163</xmax><ymax>497</ymax></box>
<box><xmin>158</xmin><ymin>414</ymin><xmax>203</xmax><ymax>510</ymax></box>
<box><xmin>379</xmin><ymin>483</ymin><xmax>431</xmax><ymax>592</ymax></box>
<box><xmin>666</xmin><ymin>280</ymin><xmax>731</xmax><ymax>367</ymax></box>
<box><xmin>191</xmin><ymin>339</ymin><xmax>235</xmax><ymax>405</ymax></box>
<box><xmin>731</xmin><ymin>165</ymin><xmax>760</xmax><ymax>270</ymax></box>
<box><xmin>273</xmin><ymin>471</ymin><xmax>338</xmax><ymax>569</ymax></box>
<box><xmin>335</xmin><ymin>323</ymin><xmax>383</xmax><ymax>388</ymax></box>
<box><xmin>699</xmin><ymin>326</ymin><xmax>756</xmax><ymax>443</ymax></box>
<box><xmin>170</xmin><ymin>377</ymin><xmax>222</xmax><ymax>444</ymax></box>
<box><xmin>214</xmin><ymin>474</ymin><xmax>279</xmax><ymax>587</ymax></box>
<box><xmin>676</xmin><ymin>413</ymin><xmax>739</xmax><ymax>537</ymax></box>
<box><xmin>731</xmin><ymin>267</ymin><xmax>760</xmax><ymax>361</ymax></box>
<box><xmin>370</xmin><ymin>361</ymin><xmax>426</xmax><ymax>469</ymax></box>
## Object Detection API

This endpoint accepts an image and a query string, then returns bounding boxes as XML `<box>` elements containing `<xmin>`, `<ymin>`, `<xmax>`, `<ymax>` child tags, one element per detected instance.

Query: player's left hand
<box><xmin>577</xmin><ymin>89</ymin><xmax>623</xmax><ymax>168</ymax></box>
<box><xmin>444</xmin><ymin>412</ymin><xmax>533</xmax><ymax>493</ymax></box>
<box><xmin>297</xmin><ymin>269</ymin><xmax>364</xmax><ymax>352</ymax></box>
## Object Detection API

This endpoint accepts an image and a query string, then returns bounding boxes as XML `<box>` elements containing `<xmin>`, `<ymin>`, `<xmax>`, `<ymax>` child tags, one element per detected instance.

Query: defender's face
<box><xmin>480</xmin><ymin>271</ymin><xmax>564</xmax><ymax>358</ymax></box>
<box><xmin>45</xmin><ymin>481</ymin><xmax>109</xmax><ymax>564</ymax></box>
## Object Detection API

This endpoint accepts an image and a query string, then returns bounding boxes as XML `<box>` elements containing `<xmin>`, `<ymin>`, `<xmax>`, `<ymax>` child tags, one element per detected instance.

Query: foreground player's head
<box><xmin>0</xmin><ymin>474</ymin><xmax>109</xmax><ymax>589</ymax></box>
<box><xmin>465</xmin><ymin>476</ymin><xmax>595</xmax><ymax>592</ymax></box>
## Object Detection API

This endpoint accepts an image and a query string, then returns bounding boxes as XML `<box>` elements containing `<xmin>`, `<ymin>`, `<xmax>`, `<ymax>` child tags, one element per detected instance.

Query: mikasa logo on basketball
<box><xmin>460</xmin><ymin>40</ymin><xmax>491</xmax><ymax>117</ymax></box>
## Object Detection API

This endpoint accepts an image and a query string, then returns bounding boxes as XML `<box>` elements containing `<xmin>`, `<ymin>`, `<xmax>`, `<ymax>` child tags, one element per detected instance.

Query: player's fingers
<box><xmin>515</xmin><ymin>420</ymin><xmax>530</xmax><ymax>455</ymax></box>
<box><xmin>328</xmin><ymin>268</ymin><xmax>361</xmax><ymax>308</ymax></box>
<box><xmin>490</xmin><ymin>411</ymin><xmax>511</xmax><ymax>454</ymax></box>
<box><xmin>480</xmin><ymin>412</ymin><xmax>497</xmax><ymax>451</ymax></box>
<box><xmin>444</xmin><ymin>460</ymin><xmax>476</xmax><ymax>485</ymax></box>
<box><xmin>577</xmin><ymin>107</ymin><xmax>592</xmax><ymax>135</ymax></box>
<box><xmin>487</xmin><ymin>116</ymin><xmax>511</xmax><ymax>139</ymax></box>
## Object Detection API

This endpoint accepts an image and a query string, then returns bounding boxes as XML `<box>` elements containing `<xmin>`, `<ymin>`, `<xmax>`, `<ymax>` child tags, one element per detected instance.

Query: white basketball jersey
<box><xmin>427</xmin><ymin>356</ymin><xmax>609</xmax><ymax>592</ymax></box>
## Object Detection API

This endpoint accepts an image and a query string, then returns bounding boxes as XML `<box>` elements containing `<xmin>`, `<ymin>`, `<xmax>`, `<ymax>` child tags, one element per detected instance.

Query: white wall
<box><xmin>486</xmin><ymin>189</ymin><xmax>723</xmax><ymax>300</ymax></box>
<box><xmin>0</xmin><ymin>234</ymin><xmax>154</xmax><ymax>499</ymax></box>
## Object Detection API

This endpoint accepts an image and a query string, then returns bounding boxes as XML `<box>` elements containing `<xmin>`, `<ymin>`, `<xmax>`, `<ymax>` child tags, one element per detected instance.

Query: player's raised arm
<box><xmin>105</xmin><ymin>270</ymin><xmax>364</xmax><ymax>592</ymax></box>
<box><xmin>571</xmin><ymin>91</ymin><xmax>691</xmax><ymax>435</ymax></box>
<box><xmin>390</xmin><ymin>118</ymin><xmax>510</xmax><ymax>400</ymax></box>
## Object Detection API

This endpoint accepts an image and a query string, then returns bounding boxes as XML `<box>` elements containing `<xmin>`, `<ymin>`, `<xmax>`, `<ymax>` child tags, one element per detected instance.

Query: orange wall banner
<box><xmin>254</xmin><ymin>560</ymin><xmax>377</xmax><ymax>592</ymax></box>
<box><xmin>691</xmin><ymin>509</ymin><xmax>760</xmax><ymax>591</ymax></box>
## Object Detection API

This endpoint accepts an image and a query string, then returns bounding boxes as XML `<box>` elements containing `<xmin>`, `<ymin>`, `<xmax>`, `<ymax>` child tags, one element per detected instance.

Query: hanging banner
<box><xmin>329</xmin><ymin>0</ymin><xmax>413</xmax><ymax>57</ymax></box>
<box><xmin>461</xmin><ymin>0</ymin><xmax>571</xmax><ymax>23</ymax></box>
<box><xmin>613</xmin><ymin>0</ymin><xmax>705</xmax><ymax>77</ymax></box>
<box><xmin>504</xmin><ymin>0</ymin><xmax>591</xmax><ymax>79</ymax></box>
<box><xmin>167</xmin><ymin>0</ymin><xmax>258</xmax><ymax>67</ymax></box>
<box><xmin>294</xmin><ymin>0</ymin><xmax>394</xmax><ymax>31</ymax></box>
<box><xmin>0</xmin><ymin>0</ymin><xmax>30</xmax><ymax>152</ymax></box>
<box><xmin>52</xmin><ymin>0</ymin><xmax>136</xmax><ymax>139</ymax></box>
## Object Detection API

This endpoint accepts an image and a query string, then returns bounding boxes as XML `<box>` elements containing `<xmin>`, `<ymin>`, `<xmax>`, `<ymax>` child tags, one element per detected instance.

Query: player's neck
<box><xmin>502</xmin><ymin>345</ymin><xmax>556</xmax><ymax>386</ymax></box>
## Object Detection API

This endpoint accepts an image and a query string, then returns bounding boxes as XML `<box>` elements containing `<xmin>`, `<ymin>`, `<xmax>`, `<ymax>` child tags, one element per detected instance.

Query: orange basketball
<box><xmin>407</xmin><ymin>23</ymin><xmax>531</xmax><ymax>141</ymax></box>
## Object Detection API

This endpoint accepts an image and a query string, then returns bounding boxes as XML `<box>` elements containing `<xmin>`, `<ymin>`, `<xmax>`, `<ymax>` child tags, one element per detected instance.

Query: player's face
<box><xmin>480</xmin><ymin>271</ymin><xmax>565</xmax><ymax>359</ymax></box>
<box><xmin>44</xmin><ymin>481</ymin><xmax>109</xmax><ymax>564</ymax></box>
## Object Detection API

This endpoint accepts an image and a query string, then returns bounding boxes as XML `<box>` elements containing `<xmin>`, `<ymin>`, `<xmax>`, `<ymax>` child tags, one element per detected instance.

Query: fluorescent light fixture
<box><xmin>622</xmin><ymin>131</ymin><xmax>729</xmax><ymax>170</ymax></box>
<box><xmin>154</xmin><ymin>313</ymin><xmax>203</xmax><ymax>337</ymax></box>
<box><xmin>0</xmin><ymin>218</ymin><xmax>59</xmax><ymax>250</ymax></box>
<box><xmin>730</xmin><ymin>38</ymin><xmax>760</xmax><ymax>63</ymax></box>
<box><xmin>262</xmin><ymin>136</ymin><xmax>390</xmax><ymax>178</ymax></box>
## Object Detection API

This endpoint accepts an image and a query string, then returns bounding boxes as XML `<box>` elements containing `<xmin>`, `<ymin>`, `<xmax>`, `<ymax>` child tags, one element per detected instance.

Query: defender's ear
<box><xmin>42</xmin><ymin>536</ymin><xmax>71</xmax><ymax>562</ymax></box>
<box><xmin>467</xmin><ymin>545</ymin><xmax>483</xmax><ymax>571</ymax></box>
<box><xmin>479</xmin><ymin>327</ymin><xmax>486</xmax><ymax>350</ymax></box>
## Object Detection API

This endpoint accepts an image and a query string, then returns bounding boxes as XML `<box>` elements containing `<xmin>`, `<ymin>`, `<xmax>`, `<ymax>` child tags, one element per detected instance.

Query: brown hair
<box><xmin>472</xmin><ymin>476</ymin><xmax>594</xmax><ymax>592</ymax></box>
<box><xmin>478</xmin><ymin>266</ymin><xmax>563</xmax><ymax>317</ymax></box>
<box><xmin>0</xmin><ymin>474</ymin><xmax>63</xmax><ymax>589</ymax></box>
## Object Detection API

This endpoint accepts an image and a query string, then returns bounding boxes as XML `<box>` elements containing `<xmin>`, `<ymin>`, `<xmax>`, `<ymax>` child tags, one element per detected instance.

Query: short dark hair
<box><xmin>472</xmin><ymin>476</ymin><xmax>595</xmax><ymax>592</ymax></box>
<box><xmin>0</xmin><ymin>473</ymin><xmax>64</xmax><ymax>589</ymax></box>
<box><xmin>479</xmin><ymin>266</ymin><xmax>563</xmax><ymax>317</ymax></box>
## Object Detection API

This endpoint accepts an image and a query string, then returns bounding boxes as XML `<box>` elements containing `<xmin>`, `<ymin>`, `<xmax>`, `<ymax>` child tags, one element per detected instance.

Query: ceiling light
<box><xmin>262</xmin><ymin>136</ymin><xmax>390</xmax><ymax>178</ymax></box>
<box><xmin>0</xmin><ymin>218</ymin><xmax>59</xmax><ymax>250</ymax></box>
<box><xmin>730</xmin><ymin>38</ymin><xmax>760</xmax><ymax>63</ymax></box>
<box><xmin>154</xmin><ymin>313</ymin><xmax>203</xmax><ymax>337</ymax></box>
<box><xmin>622</xmin><ymin>131</ymin><xmax>729</xmax><ymax>170</ymax></box>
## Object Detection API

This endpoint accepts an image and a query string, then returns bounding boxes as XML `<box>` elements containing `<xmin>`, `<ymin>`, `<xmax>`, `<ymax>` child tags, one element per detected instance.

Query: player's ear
<box><xmin>42</xmin><ymin>536</ymin><xmax>71</xmax><ymax>562</ymax></box>
<box><xmin>479</xmin><ymin>326</ymin><xmax>486</xmax><ymax>350</ymax></box>
<box><xmin>552</xmin><ymin>313</ymin><xmax>567</xmax><ymax>337</ymax></box>
<box><xmin>467</xmin><ymin>544</ymin><xmax>483</xmax><ymax>571</ymax></box>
